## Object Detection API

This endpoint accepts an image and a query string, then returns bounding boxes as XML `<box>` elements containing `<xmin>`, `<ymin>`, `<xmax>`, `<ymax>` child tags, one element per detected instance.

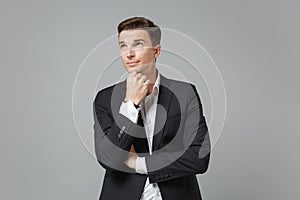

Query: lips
<box><xmin>127</xmin><ymin>61</ymin><xmax>139</xmax><ymax>66</ymax></box>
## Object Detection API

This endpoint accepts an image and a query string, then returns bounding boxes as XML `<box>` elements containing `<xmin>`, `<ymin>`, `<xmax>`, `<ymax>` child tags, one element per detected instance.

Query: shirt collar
<box><xmin>144</xmin><ymin>71</ymin><xmax>160</xmax><ymax>104</ymax></box>
<box><xmin>150</xmin><ymin>70</ymin><xmax>160</xmax><ymax>96</ymax></box>
<box><xmin>154</xmin><ymin>72</ymin><xmax>160</xmax><ymax>94</ymax></box>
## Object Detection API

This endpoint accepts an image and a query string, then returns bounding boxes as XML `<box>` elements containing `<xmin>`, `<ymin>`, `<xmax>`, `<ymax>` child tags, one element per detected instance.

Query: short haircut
<box><xmin>117</xmin><ymin>17</ymin><xmax>161</xmax><ymax>46</ymax></box>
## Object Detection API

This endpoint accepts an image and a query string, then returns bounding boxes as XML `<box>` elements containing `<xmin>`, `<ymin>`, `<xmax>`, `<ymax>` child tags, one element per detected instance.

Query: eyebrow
<box><xmin>118</xmin><ymin>39</ymin><xmax>146</xmax><ymax>45</ymax></box>
<box><xmin>133</xmin><ymin>39</ymin><xmax>146</xmax><ymax>43</ymax></box>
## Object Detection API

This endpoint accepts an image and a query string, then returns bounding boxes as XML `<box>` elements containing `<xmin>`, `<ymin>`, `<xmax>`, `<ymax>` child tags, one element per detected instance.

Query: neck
<box><xmin>146</xmin><ymin>68</ymin><xmax>157</xmax><ymax>95</ymax></box>
<box><xmin>147</xmin><ymin>68</ymin><xmax>158</xmax><ymax>84</ymax></box>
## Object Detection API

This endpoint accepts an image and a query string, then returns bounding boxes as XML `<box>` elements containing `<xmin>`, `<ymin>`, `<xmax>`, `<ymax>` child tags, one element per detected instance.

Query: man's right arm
<box><xmin>94</xmin><ymin>72</ymin><xmax>151</xmax><ymax>172</ymax></box>
<box><xmin>93</xmin><ymin>89</ymin><xmax>144</xmax><ymax>173</ymax></box>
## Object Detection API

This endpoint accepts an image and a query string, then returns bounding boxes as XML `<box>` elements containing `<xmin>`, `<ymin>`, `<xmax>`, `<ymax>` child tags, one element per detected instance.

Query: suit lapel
<box><xmin>152</xmin><ymin>75</ymin><xmax>172</xmax><ymax>152</ymax></box>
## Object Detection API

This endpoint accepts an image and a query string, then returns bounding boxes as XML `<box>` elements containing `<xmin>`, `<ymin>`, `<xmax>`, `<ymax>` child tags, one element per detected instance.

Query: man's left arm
<box><xmin>144</xmin><ymin>84</ymin><xmax>211</xmax><ymax>183</ymax></box>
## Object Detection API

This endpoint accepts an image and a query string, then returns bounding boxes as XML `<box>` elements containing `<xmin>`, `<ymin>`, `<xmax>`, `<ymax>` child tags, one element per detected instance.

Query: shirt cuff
<box><xmin>119</xmin><ymin>101</ymin><xmax>140</xmax><ymax>123</ymax></box>
<box><xmin>135</xmin><ymin>156</ymin><xmax>148</xmax><ymax>174</ymax></box>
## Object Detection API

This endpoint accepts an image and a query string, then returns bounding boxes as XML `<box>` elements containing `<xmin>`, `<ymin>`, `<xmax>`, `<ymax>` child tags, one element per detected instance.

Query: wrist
<box><xmin>123</xmin><ymin>100</ymin><xmax>140</xmax><ymax>109</ymax></box>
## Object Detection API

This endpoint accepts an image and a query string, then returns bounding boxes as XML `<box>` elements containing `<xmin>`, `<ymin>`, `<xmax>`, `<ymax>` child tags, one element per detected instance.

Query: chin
<box><xmin>126</xmin><ymin>66</ymin><xmax>142</xmax><ymax>73</ymax></box>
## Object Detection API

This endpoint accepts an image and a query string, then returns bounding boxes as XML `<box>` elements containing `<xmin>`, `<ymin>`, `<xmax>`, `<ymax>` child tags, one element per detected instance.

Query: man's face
<box><xmin>118</xmin><ymin>29</ymin><xmax>160</xmax><ymax>75</ymax></box>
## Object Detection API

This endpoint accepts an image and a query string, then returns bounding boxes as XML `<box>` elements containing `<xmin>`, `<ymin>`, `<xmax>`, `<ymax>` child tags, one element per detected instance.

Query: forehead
<box><xmin>118</xmin><ymin>29</ymin><xmax>151</xmax><ymax>43</ymax></box>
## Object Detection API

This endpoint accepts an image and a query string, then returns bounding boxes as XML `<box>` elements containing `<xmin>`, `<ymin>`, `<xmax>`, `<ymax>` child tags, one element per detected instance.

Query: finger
<box><xmin>135</xmin><ymin>73</ymin><xmax>142</xmax><ymax>80</ymax></box>
<box><xmin>138</xmin><ymin>75</ymin><xmax>147</xmax><ymax>83</ymax></box>
<box><xmin>143</xmin><ymin>79</ymin><xmax>151</xmax><ymax>86</ymax></box>
<box><xmin>142</xmin><ymin>80</ymin><xmax>151</xmax><ymax>91</ymax></box>
<box><xmin>130</xmin><ymin>144</ymin><xmax>136</xmax><ymax>153</ymax></box>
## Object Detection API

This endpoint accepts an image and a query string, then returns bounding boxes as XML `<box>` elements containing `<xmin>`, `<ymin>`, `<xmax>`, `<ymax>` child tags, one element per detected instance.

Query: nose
<box><xmin>126</xmin><ymin>48</ymin><xmax>135</xmax><ymax>59</ymax></box>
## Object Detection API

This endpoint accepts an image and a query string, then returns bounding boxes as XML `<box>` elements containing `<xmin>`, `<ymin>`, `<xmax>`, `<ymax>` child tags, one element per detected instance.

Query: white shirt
<box><xmin>119</xmin><ymin>73</ymin><xmax>163</xmax><ymax>200</ymax></box>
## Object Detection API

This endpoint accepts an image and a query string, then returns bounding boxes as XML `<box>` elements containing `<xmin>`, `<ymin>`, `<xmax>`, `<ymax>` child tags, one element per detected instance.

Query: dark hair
<box><xmin>117</xmin><ymin>17</ymin><xmax>161</xmax><ymax>46</ymax></box>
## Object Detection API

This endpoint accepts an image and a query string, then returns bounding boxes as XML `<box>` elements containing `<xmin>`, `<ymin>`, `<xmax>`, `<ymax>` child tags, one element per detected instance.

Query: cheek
<box><xmin>140</xmin><ymin>51</ymin><xmax>155</xmax><ymax>62</ymax></box>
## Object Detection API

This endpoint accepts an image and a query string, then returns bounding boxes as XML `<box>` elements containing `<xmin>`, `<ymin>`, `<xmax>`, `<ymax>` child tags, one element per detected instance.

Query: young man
<box><xmin>93</xmin><ymin>17</ymin><xmax>210</xmax><ymax>200</ymax></box>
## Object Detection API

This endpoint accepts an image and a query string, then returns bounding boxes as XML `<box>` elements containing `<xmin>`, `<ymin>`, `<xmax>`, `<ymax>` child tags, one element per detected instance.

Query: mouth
<box><xmin>127</xmin><ymin>61</ymin><xmax>140</xmax><ymax>66</ymax></box>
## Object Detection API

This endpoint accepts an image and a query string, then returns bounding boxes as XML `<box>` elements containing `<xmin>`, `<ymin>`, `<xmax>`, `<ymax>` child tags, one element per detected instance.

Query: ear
<box><xmin>154</xmin><ymin>44</ymin><xmax>161</xmax><ymax>59</ymax></box>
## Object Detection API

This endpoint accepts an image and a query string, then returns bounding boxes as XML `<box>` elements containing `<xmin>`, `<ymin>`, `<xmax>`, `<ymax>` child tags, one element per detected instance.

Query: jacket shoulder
<box><xmin>94</xmin><ymin>81</ymin><xmax>124</xmax><ymax>101</ymax></box>
<box><xmin>168</xmin><ymin>78</ymin><xmax>193</xmax><ymax>87</ymax></box>
<box><xmin>165</xmin><ymin>78</ymin><xmax>196</xmax><ymax>94</ymax></box>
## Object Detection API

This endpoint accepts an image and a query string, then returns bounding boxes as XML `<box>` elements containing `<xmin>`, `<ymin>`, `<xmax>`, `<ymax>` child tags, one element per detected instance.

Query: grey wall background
<box><xmin>1</xmin><ymin>0</ymin><xmax>299</xmax><ymax>199</ymax></box>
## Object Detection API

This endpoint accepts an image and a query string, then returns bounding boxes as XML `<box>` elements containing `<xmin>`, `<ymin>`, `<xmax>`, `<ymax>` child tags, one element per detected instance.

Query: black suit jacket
<box><xmin>93</xmin><ymin>75</ymin><xmax>210</xmax><ymax>200</ymax></box>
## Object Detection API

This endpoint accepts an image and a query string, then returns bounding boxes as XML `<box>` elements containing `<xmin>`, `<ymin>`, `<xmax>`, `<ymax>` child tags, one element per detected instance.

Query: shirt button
<box><xmin>117</xmin><ymin>134</ymin><xmax>121</xmax><ymax>138</ymax></box>
<box><xmin>121</xmin><ymin>126</ymin><xmax>126</xmax><ymax>130</ymax></box>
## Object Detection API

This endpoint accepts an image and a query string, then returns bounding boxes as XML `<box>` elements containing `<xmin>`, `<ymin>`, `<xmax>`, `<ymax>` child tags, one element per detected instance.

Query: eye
<box><xmin>134</xmin><ymin>42</ymin><xmax>144</xmax><ymax>48</ymax></box>
<box><xmin>120</xmin><ymin>44</ymin><xmax>127</xmax><ymax>50</ymax></box>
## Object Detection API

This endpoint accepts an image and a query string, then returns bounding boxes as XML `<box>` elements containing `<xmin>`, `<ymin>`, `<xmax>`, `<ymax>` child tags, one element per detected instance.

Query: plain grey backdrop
<box><xmin>1</xmin><ymin>0</ymin><xmax>299</xmax><ymax>199</ymax></box>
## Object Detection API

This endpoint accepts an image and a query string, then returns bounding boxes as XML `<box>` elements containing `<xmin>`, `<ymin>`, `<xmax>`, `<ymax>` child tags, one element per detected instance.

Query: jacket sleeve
<box><xmin>93</xmin><ymin>89</ymin><xmax>145</xmax><ymax>173</ymax></box>
<box><xmin>145</xmin><ymin>84</ymin><xmax>211</xmax><ymax>183</ymax></box>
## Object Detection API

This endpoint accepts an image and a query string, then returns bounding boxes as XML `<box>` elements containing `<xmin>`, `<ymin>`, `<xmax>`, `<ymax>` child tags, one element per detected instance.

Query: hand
<box><xmin>124</xmin><ymin>145</ymin><xmax>137</xmax><ymax>170</ymax></box>
<box><xmin>124</xmin><ymin>71</ymin><xmax>150</xmax><ymax>106</ymax></box>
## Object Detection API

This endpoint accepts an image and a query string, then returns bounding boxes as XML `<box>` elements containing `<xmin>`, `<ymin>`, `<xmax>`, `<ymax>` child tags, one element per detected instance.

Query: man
<box><xmin>93</xmin><ymin>17</ymin><xmax>210</xmax><ymax>200</ymax></box>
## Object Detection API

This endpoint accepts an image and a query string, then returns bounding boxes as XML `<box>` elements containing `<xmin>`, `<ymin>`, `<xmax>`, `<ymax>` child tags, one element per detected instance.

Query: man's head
<box><xmin>118</xmin><ymin>17</ymin><xmax>161</xmax><ymax>47</ymax></box>
<box><xmin>117</xmin><ymin>17</ymin><xmax>161</xmax><ymax>75</ymax></box>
